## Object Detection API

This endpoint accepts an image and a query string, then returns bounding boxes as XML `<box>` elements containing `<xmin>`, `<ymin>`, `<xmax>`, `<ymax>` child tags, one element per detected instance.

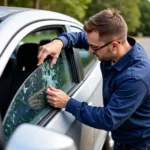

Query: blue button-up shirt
<box><xmin>59</xmin><ymin>32</ymin><xmax>150</xmax><ymax>144</ymax></box>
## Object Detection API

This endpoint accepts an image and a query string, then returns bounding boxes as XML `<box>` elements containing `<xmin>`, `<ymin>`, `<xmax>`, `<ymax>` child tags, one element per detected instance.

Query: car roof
<box><xmin>0</xmin><ymin>6</ymin><xmax>83</xmax><ymax>55</ymax></box>
<box><xmin>0</xmin><ymin>6</ymin><xmax>31</xmax><ymax>21</ymax></box>
<box><xmin>0</xmin><ymin>6</ymin><xmax>82</xmax><ymax>25</ymax></box>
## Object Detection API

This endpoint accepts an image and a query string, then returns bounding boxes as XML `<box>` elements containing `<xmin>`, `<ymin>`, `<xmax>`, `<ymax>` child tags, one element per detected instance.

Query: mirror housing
<box><xmin>6</xmin><ymin>124</ymin><xmax>77</xmax><ymax>150</ymax></box>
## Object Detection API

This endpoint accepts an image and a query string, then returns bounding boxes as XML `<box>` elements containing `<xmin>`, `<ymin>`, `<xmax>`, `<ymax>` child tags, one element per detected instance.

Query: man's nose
<box><xmin>88</xmin><ymin>47</ymin><xmax>94</xmax><ymax>53</ymax></box>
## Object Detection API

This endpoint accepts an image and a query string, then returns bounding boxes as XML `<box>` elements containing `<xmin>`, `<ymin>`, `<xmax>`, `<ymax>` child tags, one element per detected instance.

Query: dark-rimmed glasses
<box><xmin>89</xmin><ymin>41</ymin><xmax>120</xmax><ymax>52</ymax></box>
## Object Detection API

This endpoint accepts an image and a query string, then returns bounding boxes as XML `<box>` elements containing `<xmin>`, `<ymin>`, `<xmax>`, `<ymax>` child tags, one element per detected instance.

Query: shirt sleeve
<box><xmin>65</xmin><ymin>78</ymin><xmax>148</xmax><ymax>131</ymax></box>
<box><xmin>58</xmin><ymin>32</ymin><xmax>89</xmax><ymax>50</ymax></box>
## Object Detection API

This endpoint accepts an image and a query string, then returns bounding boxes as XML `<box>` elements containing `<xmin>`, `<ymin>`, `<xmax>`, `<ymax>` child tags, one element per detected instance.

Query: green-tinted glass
<box><xmin>3</xmin><ymin>59</ymin><xmax>75</xmax><ymax>141</ymax></box>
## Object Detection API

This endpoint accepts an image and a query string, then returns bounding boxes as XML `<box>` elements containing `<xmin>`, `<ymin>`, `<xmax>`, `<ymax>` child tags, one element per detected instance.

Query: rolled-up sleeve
<box><xmin>58</xmin><ymin>32</ymin><xmax>89</xmax><ymax>50</ymax></box>
<box><xmin>66</xmin><ymin>78</ymin><xmax>148</xmax><ymax>131</ymax></box>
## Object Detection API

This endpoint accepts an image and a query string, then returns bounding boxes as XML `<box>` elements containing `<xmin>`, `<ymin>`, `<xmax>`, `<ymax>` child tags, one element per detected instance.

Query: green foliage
<box><xmin>40</xmin><ymin>0</ymin><xmax>91</xmax><ymax>21</ymax></box>
<box><xmin>138</xmin><ymin>0</ymin><xmax>150</xmax><ymax>36</ymax></box>
<box><xmin>6</xmin><ymin>0</ymin><xmax>33</xmax><ymax>8</ymax></box>
<box><xmin>120</xmin><ymin>0</ymin><xmax>141</xmax><ymax>34</ymax></box>
<box><xmin>85</xmin><ymin>0</ymin><xmax>141</xmax><ymax>34</ymax></box>
<box><xmin>1</xmin><ymin>0</ymin><xmax>150</xmax><ymax>35</ymax></box>
<box><xmin>1</xmin><ymin>0</ymin><xmax>91</xmax><ymax>21</ymax></box>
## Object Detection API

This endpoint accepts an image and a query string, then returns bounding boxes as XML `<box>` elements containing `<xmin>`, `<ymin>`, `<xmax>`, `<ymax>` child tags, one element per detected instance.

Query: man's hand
<box><xmin>37</xmin><ymin>39</ymin><xmax>63</xmax><ymax>68</ymax></box>
<box><xmin>46</xmin><ymin>85</ymin><xmax>70</xmax><ymax>108</ymax></box>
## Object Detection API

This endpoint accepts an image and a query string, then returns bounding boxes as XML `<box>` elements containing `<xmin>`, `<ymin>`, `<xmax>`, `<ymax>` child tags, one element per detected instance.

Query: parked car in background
<box><xmin>0</xmin><ymin>6</ymin><xmax>112</xmax><ymax>149</ymax></box>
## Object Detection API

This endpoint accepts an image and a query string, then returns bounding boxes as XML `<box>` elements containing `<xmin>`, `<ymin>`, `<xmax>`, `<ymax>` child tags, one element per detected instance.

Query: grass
<box><xmin>22</xmin><ymin>33</ymin><xmax>58</xmax><ymax>43</ymax></box>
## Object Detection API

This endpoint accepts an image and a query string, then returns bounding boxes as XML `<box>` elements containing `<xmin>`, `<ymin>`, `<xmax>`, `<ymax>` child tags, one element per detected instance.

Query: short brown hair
<box><xmin>84</xmin><ymin>8</ymin><xmax>127</xmax><ymax>42</ymax></box>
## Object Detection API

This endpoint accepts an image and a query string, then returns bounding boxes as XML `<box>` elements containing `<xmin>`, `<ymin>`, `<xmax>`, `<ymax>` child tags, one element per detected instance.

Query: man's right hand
<box><xmin>37</xmin><ymin>39</ymin><xmax>63</xmax><ymax>68</ymax></box>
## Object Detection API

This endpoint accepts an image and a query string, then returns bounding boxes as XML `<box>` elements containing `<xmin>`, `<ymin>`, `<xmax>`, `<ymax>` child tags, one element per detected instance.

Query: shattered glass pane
<box><xmin>3</xmin><ymin>59</ymin><xmax>75</xmax><ymax>141</ymax></box>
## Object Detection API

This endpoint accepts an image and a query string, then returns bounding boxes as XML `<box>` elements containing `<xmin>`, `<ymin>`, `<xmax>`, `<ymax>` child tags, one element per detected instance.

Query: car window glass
<box><xmin>1</xmin><ymin>28</ymin><xmax>75</xmax><ymax>141</ymax></box>
<box><xmin>70</xmin><ymin>26</ymin><xmax>97</xmax><ymax>75</ymax></box>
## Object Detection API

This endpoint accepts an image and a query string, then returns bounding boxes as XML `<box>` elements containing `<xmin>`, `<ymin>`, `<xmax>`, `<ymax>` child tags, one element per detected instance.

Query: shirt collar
<box><xmin>112</xmin><ymin>37</ymin><xmax>137</xmax><ymax>71</ymax></box>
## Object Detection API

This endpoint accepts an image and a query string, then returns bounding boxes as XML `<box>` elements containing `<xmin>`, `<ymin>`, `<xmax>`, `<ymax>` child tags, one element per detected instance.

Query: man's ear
<box><xmin>112</xmin><ymin>41</ymin><xmax>119</xmax><ymax>49</ymax></box>
<box><xmin>109</xmin><ymin>41</ymin><xmax>118</xmax><ymax>53</ymax></box>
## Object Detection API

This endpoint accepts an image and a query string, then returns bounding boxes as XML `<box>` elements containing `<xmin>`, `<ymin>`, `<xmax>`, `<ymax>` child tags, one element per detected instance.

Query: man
<box><xmin>38</xmin><ymin>9</ymin><xmax>150</xmax><ymax>150</ymax></box>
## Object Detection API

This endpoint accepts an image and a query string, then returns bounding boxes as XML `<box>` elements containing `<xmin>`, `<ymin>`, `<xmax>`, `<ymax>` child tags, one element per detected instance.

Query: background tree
<box><xmin>34</xmin><ymin>0</ymin><xmax>40</xmax><ymax>9</ymax></box>
<box><xmin>0</xmin><ymin>0</ymin><xmax>91</xmax><ymax>21</ymax></box>
<box><xmin>40</xmin><ymin>0</ymin><xmax>91</xmax><ymax>21</ymax></box>
<box><xmin>4</xmin><ymin>0</ymin><xmax>33</xmax><ymax>8</ymax></box>
<box><xmin>2</xmin><ymin>0</ymin><xmax>150</xmax><ymax>36</ymax></box>
<box><xmin>4</xmin><ymin>0</ymin><xmax>8</xmax><ymax>6</ymax></box>
<box><xmin>137</xmin><ymin>0</ymin><xmax>150</xmax><ymax>36</ymax></box>
<box><xmin>85</xmin><ymin>0</ymin><xmax>141</xmax><ymax>34</ymax></box>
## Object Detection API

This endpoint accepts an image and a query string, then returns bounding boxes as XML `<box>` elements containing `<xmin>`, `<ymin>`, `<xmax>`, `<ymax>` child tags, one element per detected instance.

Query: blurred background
<box><xmin>0</xmin><ymin>0</ymin><xmax>150</xmax><ymax>37</ymax></box>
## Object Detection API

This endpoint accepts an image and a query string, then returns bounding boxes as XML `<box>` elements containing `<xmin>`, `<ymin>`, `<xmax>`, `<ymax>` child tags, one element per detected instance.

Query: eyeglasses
<box><xmin>89</xmin><ymin>41</ymin><xmax>120</xmax><ymax>52</ymax></box>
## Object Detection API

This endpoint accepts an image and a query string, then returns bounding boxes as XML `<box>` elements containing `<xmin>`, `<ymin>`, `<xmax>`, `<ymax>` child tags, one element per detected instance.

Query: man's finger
<box><xmin>37</xmin><ymin>51</ymin><xmax>48</xmax><ymax>66</ymax></box>
<box><xmin>38</xmin><ymin>46</ymin><xmax>45</xmax><ymax>58</ymax></box>
<box><xmin>48</xmin><ymin>100</ymin><xmax>53</xmax><ymax>103</ymax></box>
<box><xmin>46</xmin><ymin>88</ymin><xmax>56</xmax><ymax>96</ymax></box>
<box><xmin>49</xmin><ymin>85</ymin><xmax>59</xmax><ymax>92</ymax></box>
<box><xmin>47</xmin><ymin>100</ymin><xmax>55</xmax><ymax>107</ymax></box>
<box><xmin>47</xmin><ymin>95</ymin><xmax>54</xmax><ymax>100</ymax></box>
<box><xmin>50</xmin><ymin>57</ymin><xmax>58</xmax><ymax>68</ymax></box>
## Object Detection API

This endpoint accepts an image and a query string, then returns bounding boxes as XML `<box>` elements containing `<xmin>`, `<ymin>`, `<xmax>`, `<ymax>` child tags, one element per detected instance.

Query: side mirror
<box><xmin>6</xmin><ymin>124</ymin><xmax>77</xmax><ymax>150</ymax></box>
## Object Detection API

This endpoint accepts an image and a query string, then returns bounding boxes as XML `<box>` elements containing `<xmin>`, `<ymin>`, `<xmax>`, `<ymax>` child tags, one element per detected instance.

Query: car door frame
<box><xmin>65</xmin><ymin>24</ymin><xmax>108</xmax><ymax>150</ymax></box>
<box><xmin>0</xmin><ymin>19</ymin><xmax>106</xmax><ymax>149</ymax></box>
<box><xmin>0</xmin><ymin>19</ymin><xmax>82</xmax><ymax>129</ymax></box>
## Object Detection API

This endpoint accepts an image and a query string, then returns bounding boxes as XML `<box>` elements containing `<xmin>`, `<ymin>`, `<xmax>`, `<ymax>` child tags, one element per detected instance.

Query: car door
<box><xmin>0</xmin><ymin>20</ymin><xmax>79</xmax><ymax>139</ymax></box>
<box><xmin>65</xmin><ymin>25</ymin><xmax>108</xmax><ymax>150</ymax></box>
<box><xmin>0</xmin><ymin>19</ymin><xmax>107</xmax><ymax>150</ymax></box>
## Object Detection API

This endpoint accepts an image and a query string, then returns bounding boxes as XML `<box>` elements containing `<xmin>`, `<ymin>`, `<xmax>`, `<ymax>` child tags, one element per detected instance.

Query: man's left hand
<box><xmin>46</xmin><ymin>85</ymin><xmax>70</xmax><ymax>108</ymax></box>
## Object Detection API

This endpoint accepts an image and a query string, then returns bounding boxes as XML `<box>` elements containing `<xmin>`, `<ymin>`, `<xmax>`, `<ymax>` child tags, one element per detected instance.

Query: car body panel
<box><xmin>0</xmin><ymin>20</ymin><xmax>80</xmax><ymax>76</ymax></box>
<box><xmin>0</xmin><ymin>8</ymin><xmax>82</xmax><ymax>56</ymax></box>
<box><xmin>0</xmin><ymin>7</ymin><xmax>108</xmax><ymax>150</ymax></box>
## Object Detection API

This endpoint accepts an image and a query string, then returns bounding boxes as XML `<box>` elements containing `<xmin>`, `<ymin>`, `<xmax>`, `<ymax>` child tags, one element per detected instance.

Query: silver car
<box><xmin>0</xmin><ymin>6</ymin><xmax>111</xmax><ymax>150</ymax></box>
